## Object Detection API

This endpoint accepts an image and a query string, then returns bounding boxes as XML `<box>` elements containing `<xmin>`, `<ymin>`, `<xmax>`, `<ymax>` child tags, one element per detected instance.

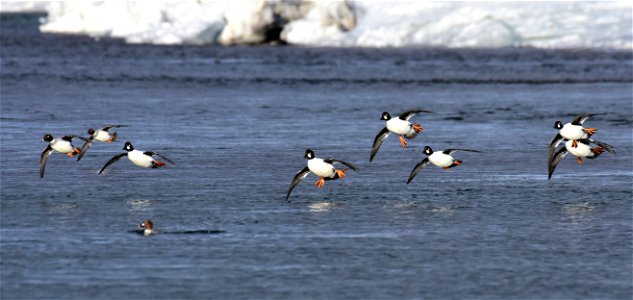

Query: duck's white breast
<box><xmin>560</xmin><ymin>123</ymin><xmax>587</xmax><ymax>140</ymax></box>
<box><xmin>565</xmin><ymin>140</ymin><xmax>592</xmax><ymax>157</ymax></box>
<box><xmin>50</xmin><ymin>139</ymin><xmax>73</xmax><ymax>153</ymax></box>
<box><xmin>128</xmin><ymin>150</ymin><xmax>154</xmax><ymax>167</ymax></box>
<box><xmin>308</xmin><ymin>158</ymin><xmax>335</xmax><ymax>178</ymax></box>
<box><xmin>94</xmin><ymin>130</ymin><xmax>111</xmax><ymax>142</ymax></box>
<box><xmin>386</xmin><ymin>118</ymin><xmax>410</xmax><ymax>135</ymax></box>
<box><xmin>429</xmin><ymin>152</ymin><xmax>453</xmax><ymax>167</ymax></box>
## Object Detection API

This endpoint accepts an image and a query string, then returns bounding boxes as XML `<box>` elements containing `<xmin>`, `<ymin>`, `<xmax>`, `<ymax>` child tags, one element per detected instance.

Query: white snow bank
<box><xmin>2</xmin><ymin>1</ymin><xmax>631</xmax><ymax>49</ymax></box>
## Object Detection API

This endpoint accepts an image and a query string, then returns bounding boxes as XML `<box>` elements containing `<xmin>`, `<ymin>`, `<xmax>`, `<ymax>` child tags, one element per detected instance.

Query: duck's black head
<box><xmin>381</xmin><ymin>112</ymin><xmax>391</xmax><ymax>121</ymax></box>
<box><xmin>423</xmin><ymin>146</ymin><xmax>433</xmax><ymax>156</ymax></box>
<box><xmin>554</xmin><ymin>121</ymin><xmax>563</xmax><ymax>130</ymax></box>
<box><xmin>42</xmin><ymin>134</ymin><xmax>53</xmax><ymax>142</ymax></box>
<box><xmin>87</xmin><ymin>128</ymin><xmax>95</xmax><ymax>135</ymax></box>
<box><xmin>304</xmin><ymin>149</ymin><xmax>315</xmax><ymax>160</ymax></box>
<box><xmin>123</xmin><ymin>142</ymin><xmax>134</xmax><ymax>151</ymax></box>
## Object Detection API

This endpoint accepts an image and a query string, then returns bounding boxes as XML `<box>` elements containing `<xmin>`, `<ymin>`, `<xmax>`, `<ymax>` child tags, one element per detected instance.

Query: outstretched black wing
<box><xmin>99</xmin><ymin>153</ymin><xmax>128</xmax><ymax>174</ymax></box>
<box><xmin>286</xmin><ymin>167</ymin><xmax>311</xmax><ymax>202</ymax></box>
<box><xmin>324</xmin><ymin>158</ymin><xmax>359</xmax><ymax>173</ymax></box>
<box><xmin>370</xmin><ymin>127</ymin><xmax>390</xmax><ymax>162</ymax></box>
<box><xmin>548</xmin><ymin>147</ymin><xmax>568</xmax><ymax>180</ymax></box>
<box><xmin>62</xmin><ymin>135</ymin><xmax>90</xmax><ymax>143</ymax></box>
<box><xmin>398</xmin><ymin>109</ymin><xmax>433</xmax><ymax>121</ymax></box>
<box><xmin>407</xmin><ymin>158</ymin><xmax>430</xmax><ymax>184</ymax></box>
<box><xmin>61</xmin><ymin>135</ymin><xmax>75</xmax><ymax>142</ymax></box>
<box><xmin>76</xmin><ymin>137</ymin><xmax>94</xmax><ymax>161</ymax></box>
<box><xmin>102</xmin><ymin>125</ymin><xmax>127</xmax><ymax>131</ymax></box>
<box><xmin>587</xmin><ymin>139</ymin><xmax>616</xmax><ymax>155</ymax></box>
<box><xmin>548</xmin><ymin>133</ymin><xmax>564</xmax><ymax>164</ymax></box>
<box><xmin>442</xmin><ymin>148</ymin><xmax>483</xmax><ymax>155</ymax></box>
<box><xmin>143</xmin><ymin>151</ymin><xmax>175</xmax><ymax>165</ymax></box>
<box><xmin>570</xmin><ymin>114</ymin><xmax>601</xmax><ymax>125</ymax></box>
<box><xmin>39</xmin><ymin>144</ymin><xmax>53</xmax><ymax>178</ymax></box>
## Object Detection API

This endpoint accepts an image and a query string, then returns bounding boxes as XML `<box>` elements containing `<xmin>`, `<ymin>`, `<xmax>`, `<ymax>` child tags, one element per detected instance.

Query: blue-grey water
<box><xmin>1</xmin><ymin>13</ymin><xmax>632</xmax><ymax>299</ymax></box>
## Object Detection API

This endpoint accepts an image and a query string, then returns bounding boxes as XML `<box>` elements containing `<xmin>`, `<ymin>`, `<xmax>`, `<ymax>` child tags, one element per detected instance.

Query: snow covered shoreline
<box><xmin>2</xmin><ymin>1</ymin><xmax>631</xmax><ymax>49</ymax></box>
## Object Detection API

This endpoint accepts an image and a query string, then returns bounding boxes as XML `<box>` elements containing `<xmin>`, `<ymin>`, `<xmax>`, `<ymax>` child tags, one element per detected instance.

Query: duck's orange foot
<box><xmin>571</xmin><ymin>140</ymin><xmax>578</xmax><ymax>148</ymax></box>
<box><xmin>315</xmin><ymin>178</ymin><xmax>325</xmax><ymax>188</ymax></box>
<box><xmin>577</xmin><ymin>157</ymin><xmax>583</xmax><ymax>165</ymax></box>
<box><xmin>73</xmin><ymin>148</ymin><xmax>81</xmax><ymax>154</ymax></box>
<box><xmin>108</xmin><ymin>133</ymin><xmax>118</xmax><ymax>143</ymax></box>
<box><xmin>399</xmin><ymin>136</ymin><xmax>407</xmax><ymax>148</ymax></box>
<box><xmin>154</xmin><ymin>160</ymin><xmax>166</xmax><ymax>167</ymax></box>
<box><xmin>412</xmin><ymin>123</ymin><xmax>423</xmax><ymax>133</ymax></box>
<box><xmin>335</xmin><ymin>168</ymin><xmax>348</xmax><ymax>179</ymax></box>
<box><xmin>454</xmin><ymin>160</ymin><xmax>462</xmax><ymax>166</ymax></box>
<box><xmin>583</xmin><ymin>127</ymin><xmax>597</xmax><ymax>135</ymax></box>
<box><xmin>591</xmin><ymin>147</ymin><xmax>605</xmax><ymax>155</ymax></box>
<box><xmin>66</xmin><ymin>152</ymin><xmax>75</xmax><ymax>157</ymax></box>
<box><xmin>443</xmin><ymin>167</ymin><xmax>450</xmax><ymax>170</ymax></box>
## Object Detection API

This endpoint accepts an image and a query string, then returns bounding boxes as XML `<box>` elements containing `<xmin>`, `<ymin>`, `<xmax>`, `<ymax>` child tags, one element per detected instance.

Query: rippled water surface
<box><xmin>1</xmin><ymin>14</ymin><xmax>632</xmax><ymax>299</ymax></box>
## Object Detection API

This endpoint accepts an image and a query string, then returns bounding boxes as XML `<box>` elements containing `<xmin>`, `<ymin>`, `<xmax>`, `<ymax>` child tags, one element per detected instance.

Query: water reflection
<box><xmin>430</xmin><ymin>206</ymin><xmax>455</xmax><ymax>216</ymax></box>
<box><xmin>562</xmin><ymin>202</ymin><xmax>595</xmax><ymax>224</ymax></box>
<box><xmin>48</xmin><ymin>202</ymin><xmax>80</xmax><ymax>215</ymax></box>
<box><xmin>308</xmin><ymin>201</ymin><xmax>342</xmax><ymax>212</ymax></box>
<box><xmin>127</xmin><ymin>199</ymin><xmax>153</xmax><ymax>211</ymax></box>
<box><xmin>392</xmin><ymin>201</ymin><xmax>418</xmax><ymax>210</ymax></box>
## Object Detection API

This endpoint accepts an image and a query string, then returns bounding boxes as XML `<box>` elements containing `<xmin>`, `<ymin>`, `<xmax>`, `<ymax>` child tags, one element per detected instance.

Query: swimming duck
<box><xmin>286</xmin><ymin>149</ymin><xmax>359</xmax><ymax>201</ymax></box>
<box><xmin>370</xmin><ymin>109</ymin><xmax>432</xmax><ymax>162</ymax></box>
<box><xmin>407</xmin><ymin>146</ymin><xmax>482</xmax><ymax>184</ymax></box>
<box><xmin>139</xmin><ymin>219</ymin><xmax>155</xmax><ymax>236</ymax></box>
<box><xmin>40</xmin><ymin>134</ymin><xmax>89</xmax><ymax>178</ymax></box>
<box><xmin>98</xmin><ymin>141</ymin><xmax>174</xmax><ymax>174</ymax></box>
<box><xmin>77</xmin><ymin>125</ymin><xmax>127</xmax><ymax>161</ymax></box>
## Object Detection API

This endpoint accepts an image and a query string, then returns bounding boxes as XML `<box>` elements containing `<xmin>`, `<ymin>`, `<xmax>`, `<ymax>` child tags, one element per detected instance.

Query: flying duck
<box><xmin>98</xmin><ymin>141</ymin><xmax>174</xmax><ymax>174</ymax></box>
<box><xmin>407</xmin><ymin>146</ymin><xmax>482</xmax><ymax>184</ymax></box>
<box><xmin>286</xmin><ymin>149</ymin><xmax>359</xmax><ymax>201</ymax></box>
<box><xmin>549</xmin><ymin>114</ymin><xmax>602</xmax><ymax>158</ymax></box>
<box><xmin>40</xmin><ymin>134</ymin><xmax>89</xmax><ymax>178</ymax></box>
<box><xmin>77</xmin><ymin>125</ymin><xmax>127</xmax><ymax>161</ymax></box>
<box><xmin>548</xmin><ymin>138</ymin><xmax>615</xmax><ymax>180</ymax></box>
<box><xmin>370</xmin><ymin>109</ymin><xmax>432</xmax><ymax>162</ymax></box>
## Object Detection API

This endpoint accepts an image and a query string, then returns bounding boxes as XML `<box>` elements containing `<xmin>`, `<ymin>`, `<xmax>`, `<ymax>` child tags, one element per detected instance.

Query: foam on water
<box><xmin>3</xmin><ymin>1</ymin><xmax>631</xmax><ymax>48</ymax></box>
